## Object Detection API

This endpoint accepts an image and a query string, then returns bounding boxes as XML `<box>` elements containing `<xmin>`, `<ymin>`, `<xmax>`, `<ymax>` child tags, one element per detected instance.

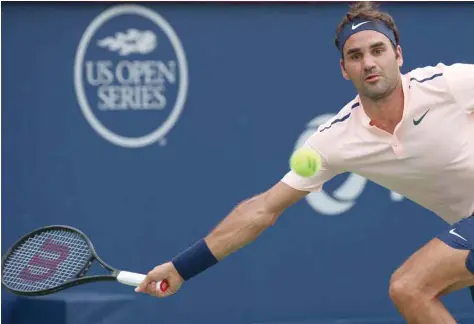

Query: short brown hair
<box><xmin>334</xmin><ymin>2</ymin><xmax>400</xmax><ymax>51</ymax></box>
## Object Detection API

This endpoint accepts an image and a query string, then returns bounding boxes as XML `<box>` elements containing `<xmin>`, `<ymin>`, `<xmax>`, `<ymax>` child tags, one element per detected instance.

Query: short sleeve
<box><xmin>443</xmin><ymin>63</ymin><xmax>474</xmax><ymax>114</ymax></box>
<box><xmin>281</xmin><ymin>136</ymin><xmax>339</xmax><ymax>193</ymax></box>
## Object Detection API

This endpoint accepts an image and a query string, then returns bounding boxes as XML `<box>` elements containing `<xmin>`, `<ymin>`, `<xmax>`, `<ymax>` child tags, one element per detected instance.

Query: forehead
<box><xmin>344</xmin><ymin>30</ymin><xmax>391</xmax><ymax>53</ymax></box>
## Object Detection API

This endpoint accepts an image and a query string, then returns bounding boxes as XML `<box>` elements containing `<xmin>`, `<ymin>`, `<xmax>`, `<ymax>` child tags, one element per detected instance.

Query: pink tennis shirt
<box><xmin>282</xmin><ymin>63</ymin><xmax>474</xmax><ymax>225</ymax></box>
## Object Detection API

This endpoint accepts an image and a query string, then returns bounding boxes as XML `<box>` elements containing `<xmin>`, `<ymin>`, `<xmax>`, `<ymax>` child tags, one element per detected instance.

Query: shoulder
<box><xmin>406</xmin><ymin>62</ymin><xmax>474</xmax><ymax>87</ymax></box>
<box><xmin>405</xmin><ymin>63</ymin><xmax>447</xmax><ymax>90</ymax></box>
<box><xmin>303</xmin><ymin>98</ymin><xmax>360</xmax><ymax>160</ymax></box>
<box><xmin>406</xmin><ymin>63</ymin><xmax>474</xmax><ymax>111</ymax></box>
<box><xmin>316</xmin><ymin>99</ymin><xmax>360</xmax><ymax>135</ymax></box>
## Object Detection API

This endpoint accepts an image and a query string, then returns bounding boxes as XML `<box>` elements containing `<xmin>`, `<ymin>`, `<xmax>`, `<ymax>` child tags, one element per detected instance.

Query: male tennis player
<box><xmin>137</xmin><ymin>2</ymin><xmax>474</xmax><ymax>322</ymax></box>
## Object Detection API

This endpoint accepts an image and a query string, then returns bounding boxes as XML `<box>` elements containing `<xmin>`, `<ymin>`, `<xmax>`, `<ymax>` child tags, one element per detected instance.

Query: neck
<box><xmin>360</xmin><ymin>77</ymin><xmax>404</xmax><ymax>133</ymax></box>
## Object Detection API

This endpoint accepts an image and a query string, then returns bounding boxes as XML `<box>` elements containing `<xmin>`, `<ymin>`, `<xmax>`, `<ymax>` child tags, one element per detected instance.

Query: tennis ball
<box><xmin>290</xmin><ymin>148</ymin><xmax>321</xmax><ymax>177</ymax></box>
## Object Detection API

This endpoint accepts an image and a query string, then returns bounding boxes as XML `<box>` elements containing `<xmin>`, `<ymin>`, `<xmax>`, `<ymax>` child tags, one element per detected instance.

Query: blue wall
<box><xmin>2</xmin><ymin>2</ymin><xmax>474</xmax><ymax>323</ymax></box>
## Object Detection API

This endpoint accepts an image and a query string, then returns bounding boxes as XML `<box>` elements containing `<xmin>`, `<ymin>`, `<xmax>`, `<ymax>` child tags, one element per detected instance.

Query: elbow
<box><xmin>258</xmin><ymin>204</ymin><xmax>280</xmax><ymax>229</ymax></box>
<box><xmin>259</xmin><ymin>211</ymin><xmax>279</xmax><ymax>229</ymax></box>
<box><xmin>236</xmin><ymin>193</ymin><xmax>281</xmax><ymax>230</ymax></box>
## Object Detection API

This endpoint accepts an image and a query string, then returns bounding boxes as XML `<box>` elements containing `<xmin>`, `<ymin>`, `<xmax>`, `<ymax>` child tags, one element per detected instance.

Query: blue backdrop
<box><xmin>2</xmin><ymin>2</ymin><xmax>474</xmax><ymax>323</ymax></box>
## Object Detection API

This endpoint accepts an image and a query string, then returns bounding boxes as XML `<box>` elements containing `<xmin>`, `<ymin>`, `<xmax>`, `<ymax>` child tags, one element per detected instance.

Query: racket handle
<box><xmin>116</xmin><ymin>271</ymin><xmax>168</xmax><ymax>292</ymax></box>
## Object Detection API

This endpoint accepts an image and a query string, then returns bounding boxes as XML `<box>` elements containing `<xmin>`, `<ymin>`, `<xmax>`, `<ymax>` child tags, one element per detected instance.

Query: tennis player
<box><xmin>137</xmin><ymin>2</ymin><xmax>474</xmax><ymax>322</ymax></box>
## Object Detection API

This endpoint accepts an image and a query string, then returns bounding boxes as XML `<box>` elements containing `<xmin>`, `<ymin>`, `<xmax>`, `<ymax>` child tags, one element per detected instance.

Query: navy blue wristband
<box><xmin>171</xmin><ymin>239</ymin><xmax>218</xmax><ymax>281</ymax></box>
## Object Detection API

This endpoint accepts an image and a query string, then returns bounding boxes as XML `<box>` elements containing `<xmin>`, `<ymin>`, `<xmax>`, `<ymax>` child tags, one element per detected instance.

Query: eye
<box><xmin>351</xmin><ymin>53</ymin><xmax>362</xmax><ymax>61</ymax></box>
<box><xmin>373</xmin><ymin>48</ymin><xmax>384</xmax><ymax>55</ymax></box>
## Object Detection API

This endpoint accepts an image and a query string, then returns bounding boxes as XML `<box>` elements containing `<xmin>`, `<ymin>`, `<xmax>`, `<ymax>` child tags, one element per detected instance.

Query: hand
<box><xmin>135</xmin><ymin>262</ymin><xmax>184</xmax><ymax>297</ymax></box>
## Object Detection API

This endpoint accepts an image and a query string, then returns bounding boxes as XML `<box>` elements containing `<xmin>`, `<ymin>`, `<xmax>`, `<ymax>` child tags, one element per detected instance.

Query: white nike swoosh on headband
<box><xmin>352</xmin><ymin>21</ymin><xmax>370</xmax><ymax>30</ymax></box>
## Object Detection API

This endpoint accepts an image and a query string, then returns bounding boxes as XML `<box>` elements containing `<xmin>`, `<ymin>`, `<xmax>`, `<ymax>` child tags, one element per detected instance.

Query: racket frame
<box><xmin>1</xmin><ymin>225</ymin><xmax>123</xmax><ymax>296</ymax></box>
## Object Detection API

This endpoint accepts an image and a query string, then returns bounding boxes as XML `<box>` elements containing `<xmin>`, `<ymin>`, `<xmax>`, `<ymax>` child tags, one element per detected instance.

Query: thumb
<box><xmin>135</xmin><ymin>268</ymin><xmax>161</xmax><ymax>293</ymax></box>
<box><xmin>135</xmin><ymin>277</ymin><xmax>149</xmax><ymax>293</ymax></box>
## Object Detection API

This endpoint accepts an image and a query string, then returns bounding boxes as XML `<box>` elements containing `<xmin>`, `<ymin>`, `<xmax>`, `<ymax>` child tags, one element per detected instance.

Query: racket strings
<box><xmin>2</xmin><ymin>229</ymin><xmax>91</xmax><ymax>292</ymax></box>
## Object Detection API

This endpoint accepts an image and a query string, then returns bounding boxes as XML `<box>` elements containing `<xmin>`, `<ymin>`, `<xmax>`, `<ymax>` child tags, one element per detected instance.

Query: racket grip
<box><xmin>116</xmin><ymin>271</ymin><xmax>167</xmax><ymax>291</ymax></box>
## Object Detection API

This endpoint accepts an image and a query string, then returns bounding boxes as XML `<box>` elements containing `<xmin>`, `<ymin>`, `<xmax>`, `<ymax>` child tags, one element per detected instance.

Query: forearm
<box><xmin>170</xmin><ymin>182</ymin><xmax>305</xmax><ymax>281</ymax></box>
<box><xmin>205</xmin><ymin>194</ymin><xmax>277</xmax><ymax>260</ymax></box>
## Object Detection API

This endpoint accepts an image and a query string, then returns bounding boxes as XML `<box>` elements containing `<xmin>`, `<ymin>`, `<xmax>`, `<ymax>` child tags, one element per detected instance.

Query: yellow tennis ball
<box><xmin>290</xmin><ymin>148</ymin><xmax>321</xmax><ymax>177</ymax></box>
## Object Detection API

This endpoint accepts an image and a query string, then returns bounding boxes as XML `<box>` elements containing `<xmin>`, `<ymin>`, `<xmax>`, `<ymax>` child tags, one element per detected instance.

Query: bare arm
<box><xmin>205</xmin><ymin>181</ymin><xmax>308</xmax><ymax>260</ymax></box>
<box><xmin>135</xmin><ymin>182</ymin><xmax>309</xmax><ymax>297</ymax></box>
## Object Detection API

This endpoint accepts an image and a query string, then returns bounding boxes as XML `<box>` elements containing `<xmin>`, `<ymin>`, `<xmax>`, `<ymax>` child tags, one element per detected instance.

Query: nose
<box><xmin>363</xmin><ymin>55</ymin><xmax>376</xmax><ymax>72</ymax></box>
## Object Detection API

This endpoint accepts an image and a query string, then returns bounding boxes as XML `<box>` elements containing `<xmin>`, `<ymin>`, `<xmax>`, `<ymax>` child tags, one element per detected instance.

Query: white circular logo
<box><xmin>74</xmin><ymin>5</ymin><xmax>188</xmax><ymax>148</ymax></box>
<box><xmin>294</xmin><ymin>114</ymin><xmax>367</xmax><ymax>215</ymax></box>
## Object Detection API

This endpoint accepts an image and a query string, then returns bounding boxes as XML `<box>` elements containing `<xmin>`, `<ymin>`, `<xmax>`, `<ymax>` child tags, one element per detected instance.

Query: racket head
<box><xmin>1</xmin><ymin>225</ymin><xmax>113</xmax><ymax>296</ymax></box>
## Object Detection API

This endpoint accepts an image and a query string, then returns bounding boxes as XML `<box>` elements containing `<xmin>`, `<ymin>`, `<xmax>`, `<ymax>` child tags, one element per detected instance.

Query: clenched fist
<box><xmin>135</xmin><ymin>262</ymin><xmax>184</xmax><ymax>297</ymax></box>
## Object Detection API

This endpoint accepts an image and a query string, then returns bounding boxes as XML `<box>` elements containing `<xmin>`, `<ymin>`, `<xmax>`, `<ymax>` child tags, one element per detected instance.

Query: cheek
<box><xmin>390</xmin><ymin>59</ymin><xmax>400</xmax><ymax>73</ymax></box>
<box><xmin>345</xmin><ymin>65</ymin><xmax>361</xmax><ymax>80</ymax></box>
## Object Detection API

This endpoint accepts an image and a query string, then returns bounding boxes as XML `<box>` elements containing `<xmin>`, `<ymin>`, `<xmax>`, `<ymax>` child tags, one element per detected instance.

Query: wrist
<box><xmin>171</xmin><ymin>239</ymin><xmax>218</xmax><ymax>281</ymax></box>
<box><xmin>167</xmin><ymin>262</ymin><xmax>184</xmax><ymax>282</ymax></box>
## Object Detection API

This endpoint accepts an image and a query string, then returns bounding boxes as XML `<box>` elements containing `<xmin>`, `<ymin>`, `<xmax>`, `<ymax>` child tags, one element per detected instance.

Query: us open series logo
<box><xmin>74</xmin><ymin>5</ymin><xmax>188</xmax><ymax>148</ymax></box>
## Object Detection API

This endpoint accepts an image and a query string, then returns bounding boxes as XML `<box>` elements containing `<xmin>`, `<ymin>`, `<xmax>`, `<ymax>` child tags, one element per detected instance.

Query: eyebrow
<box><xmin>346</xmin><ymin>42</ymin><xmax>386</xmax><ymax>56</ymax></box>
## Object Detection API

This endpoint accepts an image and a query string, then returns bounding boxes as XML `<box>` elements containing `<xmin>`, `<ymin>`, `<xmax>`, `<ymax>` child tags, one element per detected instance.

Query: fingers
<box><xmin>135</xmin><ymin>272</ymin><xmax>153</xmax><ymax>293</ymax></box>
<box><xmin>136</xmin><ymin>279</ymin><xmax>170</xmax><ymax>297</ymax></box>
<box><xmin>135</xmin><ymin>270</ymin><xmax>170</xmax><ymax>297</ymax></box>
<box><xmin>135</xmin><ymin>263</ymin><xmax>180</xmax><ymax>298</ymax></box>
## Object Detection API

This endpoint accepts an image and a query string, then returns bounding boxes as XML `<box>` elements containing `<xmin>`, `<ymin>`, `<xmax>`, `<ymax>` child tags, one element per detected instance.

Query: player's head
<box><xmin>335</xmin><ymin>2</ymin><xmax>403</xmax><ymax>101</ymax></box>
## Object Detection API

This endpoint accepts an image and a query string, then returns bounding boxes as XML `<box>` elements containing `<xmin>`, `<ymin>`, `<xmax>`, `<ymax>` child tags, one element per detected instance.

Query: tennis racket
<box><xmin>1</xmin><ymin>225</ymin><xmax>168</xmax><ymax>296</ymax></box>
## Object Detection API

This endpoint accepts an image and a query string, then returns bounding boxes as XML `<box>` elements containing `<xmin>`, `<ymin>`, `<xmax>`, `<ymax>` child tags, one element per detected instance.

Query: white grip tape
<box><xmin>116</xmin><ymin>271</ymin><xmax>162</xmax><ymax>289</ymax></box>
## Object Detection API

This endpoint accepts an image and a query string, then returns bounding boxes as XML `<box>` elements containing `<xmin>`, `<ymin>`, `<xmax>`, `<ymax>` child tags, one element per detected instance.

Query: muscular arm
<box><xmin>205</xmin><ymin>181</ymin><xmax>308</xmax><ymax>260</ymax></box>
<box><xmin>137</xmin><ymin>146</ymin><xmax>332</xmax><ymax>296</ymax></box>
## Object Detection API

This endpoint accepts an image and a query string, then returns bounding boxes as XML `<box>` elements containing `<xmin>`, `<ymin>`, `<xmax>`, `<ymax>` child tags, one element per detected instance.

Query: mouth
<box><xmin>365</xmin><ymin>74</ymin><xmax>380</xmax><ymax>82</ymax></box>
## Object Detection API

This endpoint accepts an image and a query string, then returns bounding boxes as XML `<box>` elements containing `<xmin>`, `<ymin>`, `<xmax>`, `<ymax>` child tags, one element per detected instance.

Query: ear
<box><xmin>340</xmin><ymin>58</ymin><xmax>350</xmax><ymax>80</ymax></box>
<box><xmin>396</xmin><ymin>45</ymin><xmax>403</xmax><ymax>67</ymax></box>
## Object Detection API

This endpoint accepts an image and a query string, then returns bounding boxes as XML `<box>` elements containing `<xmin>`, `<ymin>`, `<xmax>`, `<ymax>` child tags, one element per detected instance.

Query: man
<box><xmin>136</xmin><ymin>2</ymin><xmax>474</xmax><ymax>323</ymax></box>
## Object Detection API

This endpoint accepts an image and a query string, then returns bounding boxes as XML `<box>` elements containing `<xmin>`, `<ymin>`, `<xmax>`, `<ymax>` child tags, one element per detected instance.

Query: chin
<box><xmin>364</xmin><ymin>89</ymin><xmax>390</xmax><ymax>101</ymax></box>
<box><xmin>366</xmin><ymin>84</ymin><xmax>393</xmax><ymax>99</ymax></box>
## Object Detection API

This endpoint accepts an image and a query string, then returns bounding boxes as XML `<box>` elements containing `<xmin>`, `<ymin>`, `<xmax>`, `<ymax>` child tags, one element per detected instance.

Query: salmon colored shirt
<box><xmin>282</xmin><ymin>63</ymin><xmax>474</xmax><ymax>224</ymax></box>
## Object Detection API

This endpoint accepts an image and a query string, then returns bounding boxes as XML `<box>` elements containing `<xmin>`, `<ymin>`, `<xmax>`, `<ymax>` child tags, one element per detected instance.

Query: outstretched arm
<box><xmin>205</xmin><ymin>181</ymin><xmax>308</xmax><ymax>260</ymax></box>
<box><xmin>135</xmin><ymin>181</ymin><xmax>308</xmax><ymax>297</ymax></box>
